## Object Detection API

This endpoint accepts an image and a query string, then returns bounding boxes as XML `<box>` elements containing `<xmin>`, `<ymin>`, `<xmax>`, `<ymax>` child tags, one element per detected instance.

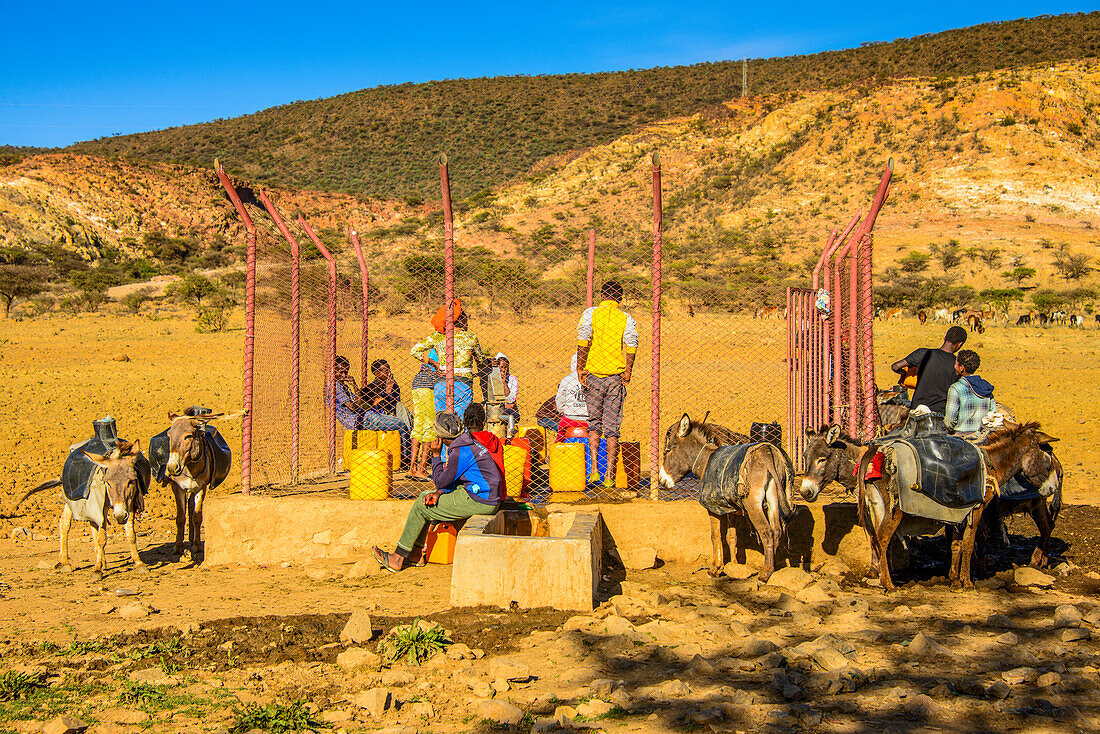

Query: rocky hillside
<box><xmin>2</xmin><ymin>59</ymin><xmax>1098</xmax><ymax>307</ymax></box>
<box><xmin>63</xmin><ymin>12</ymin><xmax>1100</xmax><ymax>201</ymax></box>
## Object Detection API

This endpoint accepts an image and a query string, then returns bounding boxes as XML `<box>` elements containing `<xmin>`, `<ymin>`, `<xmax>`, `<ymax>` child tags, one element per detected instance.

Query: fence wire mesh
<box><xmin>226</xmin><ymin>161</ymin><xmax>869</xmax><ymax>503</ymax></box>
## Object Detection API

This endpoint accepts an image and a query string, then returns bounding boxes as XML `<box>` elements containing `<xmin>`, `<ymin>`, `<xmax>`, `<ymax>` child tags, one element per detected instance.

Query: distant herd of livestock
<box><xmin>755</xmin><ymin>305</ymin><xmax>1093</xmax><ymax>332</ymax></box>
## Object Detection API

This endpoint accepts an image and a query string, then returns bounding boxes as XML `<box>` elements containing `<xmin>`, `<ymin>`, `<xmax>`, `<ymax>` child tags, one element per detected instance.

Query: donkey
<box><xmin>799</xmin><ymin>425</ymin><xmax>867</xmax><ymax>502</ymax></box>
<box><xmin>158</xmin><ymin>411</ymin><xmax>238</xmax><ymax>560</ymax></box>
<box><xmin>659</xmin><ymin>414</ymin><xmax>794</xmax><ymax>580</ymax></box>
<box><xmin>981</xmin><ymin>450</ymin><xmax>1062</xmax><ymax>569</ymax></box>
<box><xmin>16</xmin><ymin>440</ymin><xmax>150</xmax><ymax>578</ymax></box>
<box><xmin>857</xmin><ymin>421</ymin><xmax>1059</xmax><ymax>591</ymax></box>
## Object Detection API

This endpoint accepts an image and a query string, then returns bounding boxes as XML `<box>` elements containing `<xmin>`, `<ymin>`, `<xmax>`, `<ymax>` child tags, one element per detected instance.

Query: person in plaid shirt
<box><xmin>944</xmin><ymin>349</ymin><xmax>997</xmax><ymax>437</ymax></box>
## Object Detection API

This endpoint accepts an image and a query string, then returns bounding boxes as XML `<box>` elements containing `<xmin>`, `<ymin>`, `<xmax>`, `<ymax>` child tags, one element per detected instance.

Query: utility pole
<box><xmin>742</xmin><ymin>58</ymin><xmax>748</xmax><ymax>97</ymax></box>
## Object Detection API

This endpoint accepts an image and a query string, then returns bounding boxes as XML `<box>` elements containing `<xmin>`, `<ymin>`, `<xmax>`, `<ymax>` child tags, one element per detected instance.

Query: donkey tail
<box><xmin>15</xmin><ymin>478</ymin><xmax>62</xmax><ymax>510</ymax></box>
<box><xmin>768</xmin><ymin>446</ymin><xmax>795</xmax><ymax>521</ymax></box>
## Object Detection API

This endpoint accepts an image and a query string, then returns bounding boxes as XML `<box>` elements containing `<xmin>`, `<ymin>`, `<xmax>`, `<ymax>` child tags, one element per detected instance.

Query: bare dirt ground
<box><xmin>1</xmin><ymin>309</ymin><xmax>1098</xmax><ymax>733</ymax></box>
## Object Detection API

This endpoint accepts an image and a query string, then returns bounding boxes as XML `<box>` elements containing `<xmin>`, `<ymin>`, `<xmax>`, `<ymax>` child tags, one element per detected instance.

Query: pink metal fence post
<box><xmin>649</xmin><ymin>152</ymin><xmax>662</xmax><ymax>499</ymax></box>
<box><xmin>440</xmin><ymin>153</ymin><xmax>455</xmax><ymax>413</ymax></box>
<box><xmin>215</xmin><ymin>159</ymin><xmax>255</xmax><ymax>494</ymax></box>
<box><xmin>350</xmin><ymin>231</ymin><xmax>370</xmax><ymax>388</ymax></box>
<box><xmin>786</xmin><ymin>286</ymin><xmax>794</xmax><ymax>458</ymax></box>
<box><xmin>258</xmin><ymin>189</ymin><xmax>301</xmax><ymax>483</ymax></box>
<box><xmin>299</xmin><ymin>217</ymin><xmax>339</xmax><ymax>474</ymax></box>
<box><xmin>586</xmin><ymin>229</ymin><xmax>596</xmax><ymax>309</ymax></box>
<box><xmin>857</xmin><ymin>159</ymin><xmax>893</xmax><ymax>440</ymax></box>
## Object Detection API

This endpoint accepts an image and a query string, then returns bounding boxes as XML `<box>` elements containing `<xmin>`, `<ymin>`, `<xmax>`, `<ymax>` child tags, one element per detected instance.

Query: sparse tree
<box><xmin>167</xmin><ymin>274</ymin><xmax>217</xmax><ymax>307</ymax></box>
<box><xmin>979</xmin><ymin>288</ymin><xmax>1023</xmax><ymax>316</ymax></box>
<box><xmin>937</xmin><ymin>241</ymin><xmax>962</xmax><ymax>273</ymax></box>
<box><xmin>0</xmin><ymin>265</ymin><xmax>49</xmax><ymax>317</ymax></box>
<box><xmin>898</xmin><ymin>251</ymin><xmax>931</xmax><ymax>274</ymax></box>
<box><xmin>1053</xmin><ymin>251</ymin><xmax>1091</xmax><ymax>281</ymax></box>
<box><xmin>1002</xmin><ymin>265</ymin><xmax>1036</xmax><ymax>287</ymax></box>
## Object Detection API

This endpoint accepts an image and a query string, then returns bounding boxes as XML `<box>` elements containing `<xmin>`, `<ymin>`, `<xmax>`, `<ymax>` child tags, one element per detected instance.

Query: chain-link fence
<box><xmin>218</xmin><ymin>158</ymin><xmax>890</xmax><ymax>502</ymax></box>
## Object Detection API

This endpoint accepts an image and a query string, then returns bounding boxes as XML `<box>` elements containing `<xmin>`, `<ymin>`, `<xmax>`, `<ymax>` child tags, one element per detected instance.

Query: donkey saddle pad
<box><xmin>699</xmin><ymin>443</ymin><xmax>757</xmax><ymax>516</ymax></box>
<box><xmin>882</xmin><ymin>435</ymin><xmax>985</xmax><ymax>524</ymax></box>
<box><xmin>148</xmin><ymin>426</ymin><xmax>232</xmax><ymax>489</ymax></box>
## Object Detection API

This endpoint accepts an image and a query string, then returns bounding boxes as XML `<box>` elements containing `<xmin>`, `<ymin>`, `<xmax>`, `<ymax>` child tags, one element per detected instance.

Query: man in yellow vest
<box><xmin>576</xmin><ymin>280</ymin><xmax>639</xmax><ymax>490</ymax></box>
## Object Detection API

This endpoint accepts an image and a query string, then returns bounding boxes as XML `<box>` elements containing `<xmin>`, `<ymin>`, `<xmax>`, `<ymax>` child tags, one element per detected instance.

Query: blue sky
<box><xmin>1</xmin><ymin>2</ymin><xmax>1093</xmax><ymax>147</ymax></box>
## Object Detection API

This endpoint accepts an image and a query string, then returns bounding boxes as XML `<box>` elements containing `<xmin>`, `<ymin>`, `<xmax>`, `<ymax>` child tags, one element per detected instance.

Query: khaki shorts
<box><xmin>585</xmin><ymin>374</ymin><xmax>625</xmax><ymax>438</ymax></box>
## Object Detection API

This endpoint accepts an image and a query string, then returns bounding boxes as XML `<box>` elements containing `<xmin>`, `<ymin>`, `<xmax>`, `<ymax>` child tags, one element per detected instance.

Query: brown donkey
<box><xmin>659</xmin><ymin>414</ymin><xmax>794</xmax><ymax>580</ymax></box>
<box><xmin>17</xmin><ymin>440</ymin><xmax>150</xmax><ymax>578</ymax></box>
<box><xmin>857</xmin><ymin>422</ymin><xmax>1058</xmax><ymax>591</ymax></box>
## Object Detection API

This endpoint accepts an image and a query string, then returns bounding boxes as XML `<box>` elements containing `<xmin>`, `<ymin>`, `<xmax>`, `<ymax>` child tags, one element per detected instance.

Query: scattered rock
<box><xmin>340</xmin><ymin>608</ymin><xmax>374</xmax><ymax>645</ymax></box>
<box><xmin>336</xmin><ymin>647</ymin><xmax>381</xmax><ymax>671</ymax></box>
<box><xmin>112</xmin><ymin>354</ymin><xmax>130</xmax><ymax>362</ymax></box>
<box><xmin>736</xmin><ymin>636</ymin><xmax>779</xmax><ymax>659</ymax></box>
<box><xmin>796</xmin><ymin>583</ymin><xmax>834</xmax><ymax>606</ymax></box>
<box><xmin>304</xmin><ymin>567</ymin><xmax>335</xmax><ymax>581</ymax></box>
<box><xmin>446</xmin><ymin>643</ymin><xmax>475</xmax><ymax>660</ymax></box>
<box><xmin>10</xmin><ymin>527</ymin><xmax>29</xmax><ymax>539</ymax></box>
<box><xmin>618</xmin><ymin>547</ymin><xmax>657</xmax><ymax>570</ymax></box>
<box><xmin>576</xmin><ymin>699</ymin><xmax>615</xmax><ymax>718</ymax></box>
<box><xmin>723</xmin><ymin>562</ymin><xmax>757</xmax><ymax>580</ymax></box>
<box><xmin>37</xmin><ymin>559</ymin><xmax>58</xmax><ymax>570</ymax></box>
<box><xmin>1061</xmin><ymin>628</ymin><xmax>1090</xmax><ymax>643</ymax></box>
<box><xmin>905</xmin><ymin>694</ymin><xmax>940</xmax><ymax>719</ymax></box>
<box><xmin>1037</xmin><ymin>672</ymin><xmax>1062</xmax><ymax>687</ymax></box>
<box><xmin>100</xmin><ymin>603</ymin><xmax>117</xmax><ymax>615</ymax></box>
<box><xmin>766</xmin><ymin>567</ymin><xmax>814</xmax><ymax>592</ymax></box>
<box><xmin>351</xmin><ymin>688</ymin><xmax>391</xmax><ymax>719</ymax></box>
<box><xmin>908</xmin><ymin>633</ymin><xmax>954</xmax><ymax>659</ymax></box>
<box><xmin>689</xmin><ymin>707</ymin><xmax>725</xmax><ymax>725</ymax></box>
<box><xmin>554</xmin><ymin>705</ymin><xmax>578</xmax><ymax>724</ymax></box>
<box><xmin>345</xmin><ymin>561</ymin><xmax>379</xmax><ymax>579</ymax></box>
<box><xmin>589</xmin><ymin>678</ymin><xmax>619</xmax><ymax>697</ymax></box>
<box><xmin>476</xmin><ymin>699</ymin><xmax>525</xmax><ymax>726</ymax></box>
<box><xmin>489</xmin><ymin>657</ymin><xmax>533</xmax><ymax>682</ymax></box>
<box><xmin>995</xmin><ymin>632</ymin><xmax>1019</xmax><ymax>646</ymax></box>
<box><xmin>986</xmin><ymin>613</ymin><xmax>1016</xmax><ymax>629</ymax></box>
<box><xmin>42</xmin><ymin>715</ymin><xmax>89</xmax><ymax>734</ymax></box>
<box><xmin>381</xmin><ymin>669</ymin><xmax>416</xmax><ymax>687</ymax></box>
<box><xmin>773</xmin><ymin>593</ymin><xmax>808</xmax><ymax>614</ymax></box>
<box><xmin>811</xmin><ymin>646</ymin><xmax>850</xmax><ymax>672</ymax></box>
<box><xmin>408</xmin><ymin>702</ymin><xmax>435</xmax><ymax>719</ymax></box>
<box><xmin>1002</xmin><ymin>667</ymin><xmax>1038</xmax><ymax>685</ymax></box>
<box><xmin>689</xmin><ymin>654</ymin><xmax>716</xmax><ymax>676</ymax></box>
<box><xmin>1054</xmin><ymin>605</ymin><xmax>1082</xmax><ymax>629</ymax></box>
<box><xmin>817</xmin><ymin>558</ymin><xmax>851</xmax><ymax>576</ymax></box>
<box><xmin>1014</xmin><ymin>567</ymin><xmax>1055</xmax><ymax>588</ymax></box>
<box><xmin>312</xmin><ymin>530</ymin><xmax>332</xmax><ymax>545</ymax></box>
<box><xmin>117</xmin><ymin>601</ymin><xmax>155</xmax><ymax>620</ymax></box>
<box><xmin>469</xmin><ymin>681</ymin><xmax>493</xmax><ymax>698</ymax></box>
<box><xmin>986</xmin><ymin>681</ymin><xmax>1011</xmax><ymax>700</ymax></box>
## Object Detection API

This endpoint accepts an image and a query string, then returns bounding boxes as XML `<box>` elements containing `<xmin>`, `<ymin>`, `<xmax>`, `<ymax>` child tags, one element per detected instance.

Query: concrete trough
<box><xmin>449</xmin><ymin>509</ymin><xmax>603</xmax><ymax>612</ymax></box>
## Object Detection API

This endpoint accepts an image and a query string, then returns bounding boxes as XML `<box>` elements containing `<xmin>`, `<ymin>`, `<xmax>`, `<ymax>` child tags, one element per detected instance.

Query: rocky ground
<box><xmin>3</xmin><ymin>544</ymin><xmax>1100</xmax><ymax>734</ymax></box>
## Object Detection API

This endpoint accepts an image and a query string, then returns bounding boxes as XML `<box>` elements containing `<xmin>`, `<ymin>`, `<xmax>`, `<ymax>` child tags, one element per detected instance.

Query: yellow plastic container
<box><xmin>343</xmin><ymin>429</ymin><xmax>401</xmax><ymax>471</ymax></box>
<box><xmin>349</xmin><ymin>449</ymin><xmax>392</xmax><ymax>500</ymax></box>
<box><xmin>549</xmin><ymin>442</ymin><xmax>586</xmax><ymax>501</ymax></box>
<box><xmin>504</xmin><ymin>444</ymin><xmax>530</xmax><ymax>498</ymax></box>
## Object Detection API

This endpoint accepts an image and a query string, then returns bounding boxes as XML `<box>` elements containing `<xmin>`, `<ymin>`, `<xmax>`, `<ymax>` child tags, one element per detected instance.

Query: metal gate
<box><xmin>787</xmin><ymin>161</ymin><xmax>893</xmax><ymax>466</ymax></box>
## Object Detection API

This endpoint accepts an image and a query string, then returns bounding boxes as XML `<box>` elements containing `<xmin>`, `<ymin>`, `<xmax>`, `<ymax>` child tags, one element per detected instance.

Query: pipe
<box><xmin>440</xmin><ymin>153</ymin><xmax>455</xmax><ymax>413</ymax></box>
<box><xmin>299</xmin><ymin>216</ymin><xmax>339</xmax><ymax>474</ymax></box>
<box><xmin>258</xmin><ymin>189</ymin><xmax>301</xmax><ymax>483</ymax></box>
<box><xmin>857</xmin><ymin>159</ymin><xmax>893</xmax><ymax>439</ymax></box>
<box><xmin>649</xmin><ymin>152</ymin><xmax>662</xmax><ymax>499</ymax></box>
<box><xmin>350</xmin><ymin>231</ymin><xmax>369</xmax><ymax>388</ymax></box>
<box><xmin>214</xmin><ymin>159</ymin><xmax>255</xmax><ymax>494</ymax></box>
<box><xmin>586</xmin><ymin>229</ymin><xmax>596</xmax><ymax>309</ymax></box>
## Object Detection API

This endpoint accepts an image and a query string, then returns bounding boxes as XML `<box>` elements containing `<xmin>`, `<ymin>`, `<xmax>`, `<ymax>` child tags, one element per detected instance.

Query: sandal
<box><xmin>372</xmin><ymin>546</ymin><xmax>402</xmax><ymax>573</ymax></box>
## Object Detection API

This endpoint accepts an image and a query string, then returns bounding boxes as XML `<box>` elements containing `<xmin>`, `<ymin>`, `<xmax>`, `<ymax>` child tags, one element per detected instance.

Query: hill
<box><xmin>65</xmin><ymin>12</ymin><xmax>1100</xmax><ymax>201</ymax></box>
<box><xmin>3</xmin><ymin>58</ymin><xmax>1098</xmax><ymax>318</ymax></box>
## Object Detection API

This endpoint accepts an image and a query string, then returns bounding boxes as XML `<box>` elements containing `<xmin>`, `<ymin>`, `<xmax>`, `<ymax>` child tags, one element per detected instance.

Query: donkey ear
<box><xmin>678</xmin><ymin>414</ymin><xmax>691</xmax><ymax>438</ymax></box>
<box><xmin>128</xmin><ymin>439</ymin><xmax>142</xmax><ymax>455</ymax></box>
<box><xmin>704</xmin><ymin>441</ymin><xmax>719</xmax><ymax>450</ymax></box>
<box><xmin>82</xmin><ymin>450</ymin><xmax>110</xmax><ymax>469</ymax></box>
<box><xmin>826</xmin><ymin>425</ymin><xmax>841</xmax><ymax>445</ymax></box>
<box><xmin>1034</xmin><ymin>431</ymin><xmax>1059</xmax><ymax>444</ymax></box>
<box><xmin>168</xmin><ymin>412</ymin><xmax>180</xmax><ymax>421</ymax></box>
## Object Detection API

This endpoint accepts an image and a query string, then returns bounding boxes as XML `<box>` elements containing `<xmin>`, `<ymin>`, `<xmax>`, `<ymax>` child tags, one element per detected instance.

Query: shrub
<box><xmin>378</xmin><ymin>618</ymin><xmax>448</xmax><ymax>666</ymax></box>
<box><xmin>0</xmin><ymin>671</ymin><xmax>44</xmax><ymax>701</ymax></box>
<box><xmin>229</xmin><ymin>700</ymin><xmax>329</xmax><ymax>733</ymax></box>
<box><xmin>121</xmin><ymin>286</ymin><xmax>157</xmax><ymax>314</ymax></box>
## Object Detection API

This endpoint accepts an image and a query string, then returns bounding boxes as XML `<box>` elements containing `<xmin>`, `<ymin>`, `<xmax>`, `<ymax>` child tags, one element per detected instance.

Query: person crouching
<box><xmin>372</xmin><ymin>412</ymin><xmax>502</xmax><ymax>572</ymax></box>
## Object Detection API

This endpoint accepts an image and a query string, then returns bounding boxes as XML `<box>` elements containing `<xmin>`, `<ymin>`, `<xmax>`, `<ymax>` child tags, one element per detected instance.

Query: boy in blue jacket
<box><xmin>373</xmin><ymin>411</ymin><xmax>502</xmax><ymax>572</ymax></box>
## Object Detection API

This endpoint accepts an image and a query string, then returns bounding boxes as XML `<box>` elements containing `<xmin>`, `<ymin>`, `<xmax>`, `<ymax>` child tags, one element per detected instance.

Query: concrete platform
<box><xmin>450</xmin><ymin>509</ymin><xmax>602</xmax><ymax>611</ymax></box>
<box><xmin>204</xmin><ymin>493</ymin><xmax>870</xmax><ymax>572</ymax></box>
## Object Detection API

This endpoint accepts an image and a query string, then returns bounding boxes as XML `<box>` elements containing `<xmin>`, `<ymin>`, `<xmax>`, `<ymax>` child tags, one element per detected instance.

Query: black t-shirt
<box><xmin>905</xmin><ymin>347</ymin><xmax>957</xmax><ymax>414</ymax></box>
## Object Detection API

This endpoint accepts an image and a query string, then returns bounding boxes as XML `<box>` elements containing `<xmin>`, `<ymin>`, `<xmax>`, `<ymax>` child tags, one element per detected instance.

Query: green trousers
<box><xmin>396</xmin><ymin>489</ymin><xmax>498</xmax><ymax>555</ymax></box>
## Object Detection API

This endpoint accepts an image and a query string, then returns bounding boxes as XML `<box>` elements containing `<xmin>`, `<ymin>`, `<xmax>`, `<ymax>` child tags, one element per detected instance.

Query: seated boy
<box><xmin>944</xmin><ymin>349</ymin><xmax>997</xmax><ymax>438</ymax></box>
<box><xmin>372</xmin><ymin>412</ymin><xmax>502</xmax><ymax>572</ymax></box>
